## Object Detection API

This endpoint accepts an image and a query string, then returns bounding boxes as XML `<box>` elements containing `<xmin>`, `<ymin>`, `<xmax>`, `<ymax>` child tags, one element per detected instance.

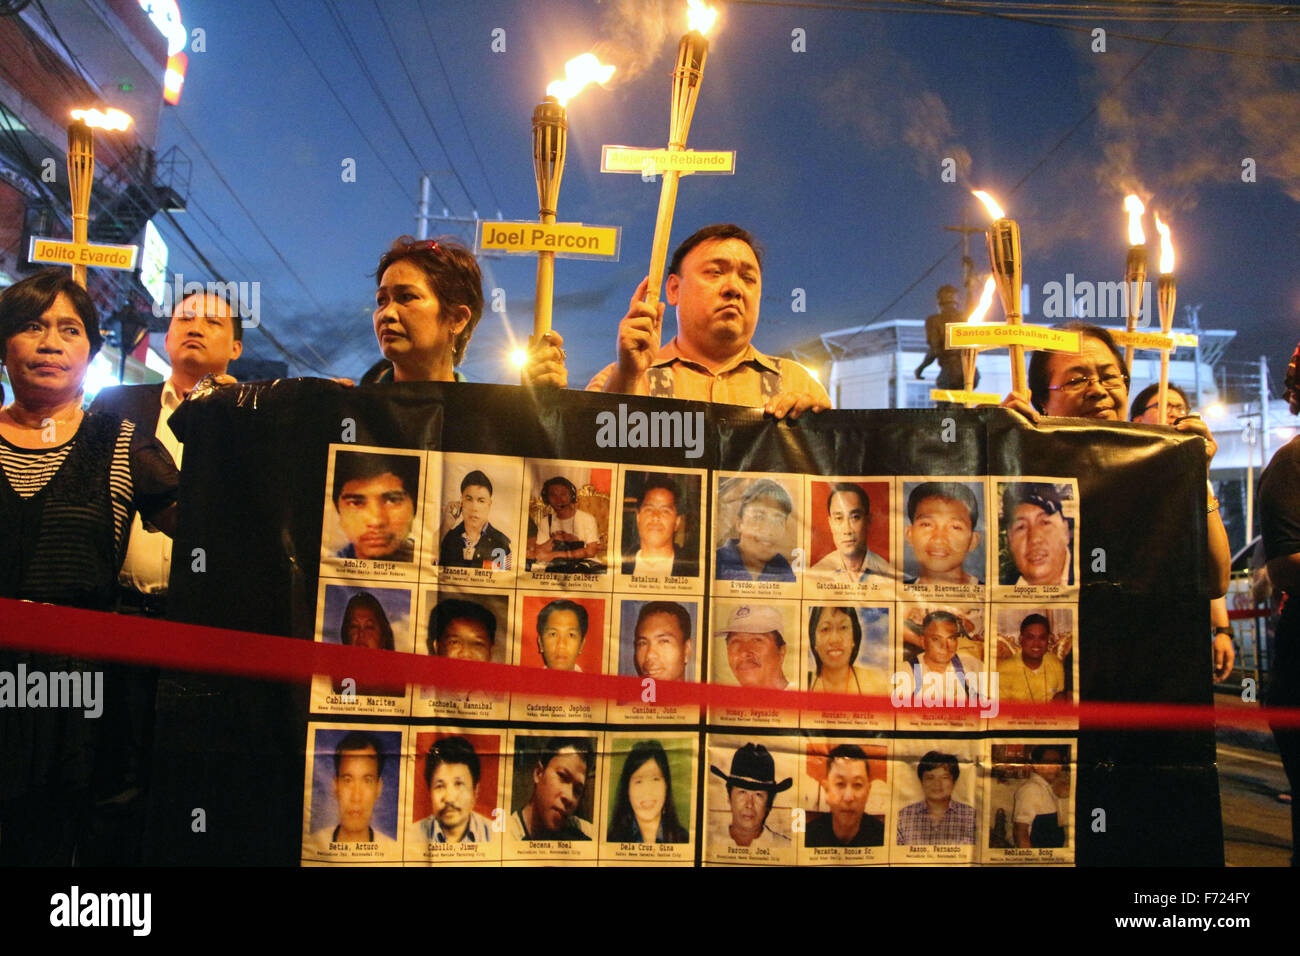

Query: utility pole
<box><xmin>1260</xmin><ymin>356</ymin><xmax>1271</xmax><ymax>473</ymax></box>
<box><xmin>413</xmin><ymin>175</ymin><xmax>504</xmax><ymax>258</ymax></box>
<box><xmin>944</xmin><ymin>205</ymin><xmax>984</xmax><ymax>313</ymax></box>
<box><xmin>1185</xmin><ymin>303</ymin><xmax>1202</xmax><ymax>402</ymax></box>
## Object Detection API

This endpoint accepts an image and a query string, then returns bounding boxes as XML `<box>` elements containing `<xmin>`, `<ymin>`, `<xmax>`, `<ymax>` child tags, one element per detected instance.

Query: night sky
<box><xmin>150</xmin><ymin>0</ymin><xmax>1300</xmax><ymax>393</ymax></box>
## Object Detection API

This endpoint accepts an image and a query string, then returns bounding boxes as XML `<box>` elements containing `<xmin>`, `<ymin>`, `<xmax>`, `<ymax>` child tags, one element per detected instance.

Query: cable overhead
<box><xmin>371</xmin><ymin>0</ymin><xmax>478</xmax><ymax>212</ymax></box>
<box><xmin>416</xmin><ymin>0</ymin><xmax>505</xmax><ymax>217</ymax></box>
<box><xmin>323</xmin><ymin>0</ymin><xmax>452</xmax><ymax>211</ymax></box>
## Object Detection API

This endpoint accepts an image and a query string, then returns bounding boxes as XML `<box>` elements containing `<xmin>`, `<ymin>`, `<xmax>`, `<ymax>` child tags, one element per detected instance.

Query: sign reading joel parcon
<box><xmin>475</xmin><ymin>221</ymin><xmax>621</xmax><ymax>260</ymax></box>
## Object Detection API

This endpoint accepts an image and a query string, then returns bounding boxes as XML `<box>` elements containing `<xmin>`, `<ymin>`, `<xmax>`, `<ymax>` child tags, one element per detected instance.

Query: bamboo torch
<box><xmin>66</xmin><ymin>108</ymin><xmax>132</xmax><ymax>287</ymax></box>
<box><xmin>1122</xmin><ymin>194</ymin><xmax>1147</xmax><ymax>371</ymax></box>
<box><xmin>972</xmin><ymin>189</ymin><xmax>1026</xmax><ymax>395</ymax></box>
<box><xmin>963</xmin><ymin>275</ymin><xmax>997</xmax><ymax>395</ymax></box>
<box><xmin>532</xmin><ymin>54</ymin><xmax>614</xmax><ymax>338</ymax></box>
<box><xmin>1154</xmin><ymin>212</ymin><xmax>1177</xmax><ymax>423</ymax></box>
<box><xmin>644</xmin><ymin>0</ymin><xmax>718</xmax><ymax>307</ymax></box>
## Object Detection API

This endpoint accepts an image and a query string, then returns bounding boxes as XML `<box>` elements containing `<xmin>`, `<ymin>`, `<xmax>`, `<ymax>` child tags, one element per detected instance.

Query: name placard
<box><xmin>28</xmin><ymin>236</ymin><xmax>139</xmax><ymax>270</ymax></box>
<box><xmin>475</xmin><ymin>221</ymin><xmax>621</xmax><ymax>261</ymax></box>
<box><xmin>600</xmin><ymin>145</ymin><xmax>736</xmax><ymax>175</ymax></box>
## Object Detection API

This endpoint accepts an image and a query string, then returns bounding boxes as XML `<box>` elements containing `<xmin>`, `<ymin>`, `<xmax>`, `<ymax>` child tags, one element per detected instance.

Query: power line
<box><xmin>415</xmin><ymin>0</ymin><xmax>504</xmax><ymax>217</ymax></box>
<box><xmin>371</xmin><ymin>0</ymin><xmax>478</xmax><ymax>212</ymax></box>
<box><xmin>323</xmin><ymin>0</ymin><xmax>452</xmax><ymax>211</ymax></box>
<box><xmin>268</xmin><ymin>0</ymin><xmax>415</xmax><ymax>204</ymax></box>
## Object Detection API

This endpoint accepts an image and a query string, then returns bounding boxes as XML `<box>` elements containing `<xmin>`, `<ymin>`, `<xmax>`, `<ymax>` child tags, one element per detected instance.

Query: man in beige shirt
<box><xmin>584</xmin><ymin>224</ymin><xmax>831</xmax><ymax>418</ymax></box>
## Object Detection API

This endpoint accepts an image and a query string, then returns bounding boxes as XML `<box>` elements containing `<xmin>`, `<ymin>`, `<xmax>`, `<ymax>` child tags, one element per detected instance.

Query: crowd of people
<box><xmin>1</xmin><ymin>220</ymin><xmax>1292</xmax><ymax>865</ymax></box>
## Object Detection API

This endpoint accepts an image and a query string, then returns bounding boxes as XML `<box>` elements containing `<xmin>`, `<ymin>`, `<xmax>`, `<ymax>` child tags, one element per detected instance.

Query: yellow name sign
<box><xmin>930</xmin><ymin>389</ymin><xmax>1002</xmax><ymax>405</ymax></box>
<box><xmin>29</xmin><ymin>236</ymin><xmax>139</xmax><ymax>270</ymax></box>
<box><xmin>1107</xmin><ymin>332</ymin><xmax>1190</xmax><ymax>356</ymax></box>
<box><xmin>946</xmin><ymin>323</ymin><xmax>1082</xmax><ymax>352</ymax></box>
<box><xmin>476</xmin><ymin>221</ymin><xmax>620</xmax><ymax>260</ymax></box>
<box><xmin>601</xmin><ymin>145</ymin><xmax>736</xmax><ymax>175</ymax></box>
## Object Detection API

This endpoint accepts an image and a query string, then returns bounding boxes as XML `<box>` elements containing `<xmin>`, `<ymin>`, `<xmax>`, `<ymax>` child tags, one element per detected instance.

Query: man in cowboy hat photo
<box><xmin>711</xmin><ymin>742</ymin><xmax>793</xmax><ymax>849</ymax></box>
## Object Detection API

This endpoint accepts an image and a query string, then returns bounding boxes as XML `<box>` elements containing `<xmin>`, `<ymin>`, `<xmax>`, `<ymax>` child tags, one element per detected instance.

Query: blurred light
<box><xmin>71</xmin><ymin>108</ymin><xmax>133</xmax><ymax>131</ymax></box>
<box><xmin>1205</xmin><ymin>402</ymin><xmax>1226</xmax><ymax>420</ymax></box>
<box><xmin>137</xmin><ymin>0</ymin><xmax>188</xmax><ymax>56</ymax></box>
<box><xmin>509</xmin><ymin>348</ymin><xmax>528</xmax><ymax>369</ymax></box>
<box><xmin>163</xmin><ymin>52</ymin><xmax>188</xmax><ymax>105</ymax></box>
<box><xmin>82</xmin><ymin>352</ymin><xmax>120</xmax><ymax>403</ymax></box>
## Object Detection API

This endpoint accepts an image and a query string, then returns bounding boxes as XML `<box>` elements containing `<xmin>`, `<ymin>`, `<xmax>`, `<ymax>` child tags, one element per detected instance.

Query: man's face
<box><xmin>539</xmin><ymin>608</ymin><xmax>585</xmax><ymax>670</ymax></box>
<box><xmin>921</xmin><ymin>619</ymin><xmax>960</xmax><ymax>669</ymax></box>
<box><xmin>728</xmin><ymin>785</ymin><xmax>770</xmax><ymax>838</ymax></box>
<box><xmin>666</xmin><ymin>237</ymin><xmax>761</xmax><ymax>361</ymax></box>
<box><xmin>437</xmin><ymin>617</ymin><xmax>493</xmax><ymax>662</ymax></box>
<box><xmin>904</xmin><ymin>496</ymin><xmax>979</xmax><ymax>576</ymax></box>
<box><xmin>429</xmin><ymin>760</ymin><xmax>478</xmax><ymax>835</ymax></box>
<box><xmin>1019</xmin><ymin>621</ymin><xmax>1051</xmax><ymax>665</ymax></box>
<box><xmin>1032</xmin><ymin>751</ymin><xmax>1064</xmax><ymax>782</ymax></box>
<box><xmin>164</xmin><ymin>292</ymin><xmax>242</xmax><ymax>378</ymax></box>
<box><xmin>337</xmin><ymin>472</ymin><xmax>415</xmax><ymax>559</ymax></box>
<box><xmin>1042</xmin><ymin>336</ymin><xmax>1128</xmax><ymax>420</ymax></box>
<box><xmin>1008</xmin><ymin>503</ymin><xmax>1070</xmax><ymax>585</ymax></box>
<box><xmin>346</xmin><ymin>606</ymin><xmax>383</xmax><ymax>649</ymax></box>
<box><xmin>636</xmin><ymin>486</ymin><xmax>679</xmax><ymax>552</ymax></box>
<box><xmin>823</xmin><ymin>758</ymin><xmax>871</xmax><ymax>819</ymax></box>
<box><xmin>1134</xmin><ymin>392</ymin><xmax>1189</xmax><ymax>426</ymax></box>
<box><xmin>545</xmin><ymin>481</ymin><xmax>576</xmax><ymax>518</ymax></box>
<box><xmin>737</xmin><ymin>497</ymin><xmax>788</xmax><ymax>567</ymax></box>
<box><xmin>813</xmin><ymin>607</ymin><xmax>856</xmax><ymax>671</ymax></box>
<box><xmin>827</xmin><ymin>491</ymin><xmax>870</xmax><ymax>560</ymax></box>
<box><xmin>920</xmin><ymin>765</ymin><xmax>955</xmax><ymax>804</ymax></box>
<box><xmin>726</xmin><ymin>631</ymin><xmax>786</xmax><ymax>688</ymax></box>
<box><xmin>634</xmin><ymin>610</ymin><xmax>691</xmax><ymax>681</ymax></box>
<box><xmin>531</xmin><ymin>748</ymin><xmax>588</xmax><ymax>834</ymax></box>
<box><xmin>460</xmin><ymin>484</ymin><xmax>492</xmax><ymax>535</ymax></box>
<box><xmin>333</xmin><ymin>747</ymin><xmax>382</xmax><ymax>837</ymax></box>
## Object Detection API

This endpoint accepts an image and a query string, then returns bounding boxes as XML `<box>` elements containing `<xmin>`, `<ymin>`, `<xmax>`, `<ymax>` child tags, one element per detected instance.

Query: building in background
<box><xmin>0</xmin><ymin>0</ymin><xmax>190</xmax><ymax>397</ymax></box>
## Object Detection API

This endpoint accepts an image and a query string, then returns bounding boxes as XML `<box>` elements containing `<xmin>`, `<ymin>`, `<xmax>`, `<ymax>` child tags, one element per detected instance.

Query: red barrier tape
<box><xmin>2</xmin><ymin>596</ymin><xmax>1297</xmax><ymax>730</ymax></box>
<box><xmin>1227</xmin><ymin>608</ymin><xmax>1275</xmax><ymax>620</ymax></box>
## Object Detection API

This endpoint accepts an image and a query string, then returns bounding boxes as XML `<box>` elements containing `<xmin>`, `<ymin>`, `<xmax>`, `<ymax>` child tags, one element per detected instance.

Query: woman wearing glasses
<box><xmin>363</xmin><ymin>235</ymin><xmax>565</xmax><ymax>386</ymax></box>
<box><xmin>1001</xmin><ymin>321</ymin><xmax>1233</xmax><ymax>676</ymax></box>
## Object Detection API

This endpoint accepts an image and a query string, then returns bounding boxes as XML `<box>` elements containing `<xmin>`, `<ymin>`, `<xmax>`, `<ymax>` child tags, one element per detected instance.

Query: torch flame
<box><xmin>972</xmin><ymin>189</ymin><xmax>1005</xmax><ymax>220</ymax></box>
<box><xmin>70</xmin><ymin>107</ymin><xmax>132</xmax><ymax>132</ymax></box>
<box><xmin>687</xmin><ymin>0</ymin><xmax>718</xmax><ymax>35</ymax></box>
<box><xmin>1154</xmin><ymin>212</ymin><xmax>1174</xmax><ymax>274</ymax></box>
<box><xmin>1124</xmin><ymin>194</ymin><xmax>1145</xmax><ymax>246</ymax></box>
<box><xmin>546</xmin><ymin>53</ymin><xmax>616</xmax><ymax>106</ymax></box>
<box><xmin>968</xmin><ymin>276</ymin><xmax>997</xmax><ymax>324</ymax></box>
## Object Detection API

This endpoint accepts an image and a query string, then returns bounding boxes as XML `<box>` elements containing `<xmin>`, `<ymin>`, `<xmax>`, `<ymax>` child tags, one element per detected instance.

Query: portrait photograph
<box><xmin>897</xmin><ymin>478</ymin><xmax>988</xmax><ymax>595</ymax></box>
<box><xmin>992</xmin><ymin>604</ymin><xmax>1078</xmax><ymax>730</ymax></box>
<box><xmin>616</xmin><ymin>467</ymin><xmax>705</xmax><ymax>588</ymax></box>
<box><xmin>805</xmin><ymin>478</ymin><xmax>896</xmax><ymax>599</ymax></box>
<box><xmin>603</xmin><ymin>735</ymin><xmax>696</xmax><ymax>856</ymax></box>
<box><xmin>320</xmin><ymin>444</ymin><xmax>426</xmax><ymax>579</ymax></box>
<box><xmin>799</xmin><ymin>739</ymin><xmax>890</xmax><ymax>864</ymax></box>
<box><xmin>993</xmin><ymin>478</ymin><xmax>1080</xmax><ymax>599</ymax></box>
<box><xmin>504</xmin><ymin>732</ymin><xmax>601</xmax><ymax>859</ymax></box>
<box><xmin>889</xmin><ymin>739</ymin><xmax>979</xmax><ymax>865</ymax></box>
<box><xmin>406</xmin><ymin>730</ymin><xmax>504</xmax><ymax>860</ymax></box>
<box><xmin>303</xmin><ymin>724</ymin><xmax>404</xmax><ymax>861</ymax></box>
<box><xmin>711</xmin><ymin>472</ymin><xmax>804</xmax><ymax>598</ymax></box>
<box><xmin>616</xmin><ymin>597</ymin><xmax>699</xmax><ymax>682</ymax></box>
<box><xmin>311</xmin><ymin>581</ymin><xmax>413</xmax><ymax>710</ymax></box>
<box><xmin>521</xmin><ymin>460</ymin><xmax>613</xmax><ymax>582</ymax></box>
<box><xmin>985</xmin><ymin>742</ymin><xmax>1074</xmax><ymax>864</ymax></box>
<box><xmin>708</xmin><ymin>598</ymin><xmax>801</xmax><ymax>727</ymax></box>
<box><xmin>431</xmin><ymin>453</ymin><xmax>524</xmax><ymax>580</ymax></box>
<box><xmin>705</xmin><ymin>734</ymin><xmax>797</xmax><ymax>865</ymax></box>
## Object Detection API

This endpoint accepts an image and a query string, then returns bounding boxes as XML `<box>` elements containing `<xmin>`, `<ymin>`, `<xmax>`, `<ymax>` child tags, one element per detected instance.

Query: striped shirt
<box><xmin>0</xmin><ymin>419</ymin><xmax>136</xmax><ymax>560</ymax></box>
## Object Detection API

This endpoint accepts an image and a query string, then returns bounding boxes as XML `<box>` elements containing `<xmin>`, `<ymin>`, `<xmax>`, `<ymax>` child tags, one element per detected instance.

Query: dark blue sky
<box><xmin>154</xmin><ymin>0</ymin><xmax>1300</xmax><ymax>392</ymax></box>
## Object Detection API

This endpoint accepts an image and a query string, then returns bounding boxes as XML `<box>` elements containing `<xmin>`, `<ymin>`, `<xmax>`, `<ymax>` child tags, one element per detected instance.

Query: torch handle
<box><xmin>645</xmin><ymin>169</ymin><xmax>682</xmax><ymax>308</ymax></box>
<box><xmin>1156</xmin><ymin>274</ymin><xmax>1177</xmax><ymax>424</ymax></box>
<box><xmin>533</xmin><ymin>211</ymin><xmax>556</xmax><ymax>339</ymax></box>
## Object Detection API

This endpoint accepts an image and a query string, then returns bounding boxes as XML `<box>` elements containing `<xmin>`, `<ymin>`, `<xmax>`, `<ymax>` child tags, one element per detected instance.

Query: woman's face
<box><xmin>346</xmin><ymin>606</ymin><xmax>383</xmax><ymax>649</ymax></box>
<box><xmin>628</xmin><ymin>756</ymin><xmax>667</xmax><ymax>825</ymax></box>
<box><xmin>1042</xmin><ymin>336</ymin><xmax>1129</xmax><ymax>420</ymax></box>
<box><xmin>814</xmin><ymin>608</ymin><xmax>855</xmax><ymax>670</ymax></box>
<box><xmin>373</xmin><ymin>260</ymin><xmax>466</xmax><ymax>379</ymax></box>
<box><xmin>4</xmin><ymin>292</ymin><xmax>91</xmax><ymax>405</ymax></box>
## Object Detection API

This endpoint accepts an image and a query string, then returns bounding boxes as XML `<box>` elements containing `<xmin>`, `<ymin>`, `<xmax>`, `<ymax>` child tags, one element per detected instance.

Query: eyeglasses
<box><xmin>1047</xmin><ymin>371</ymin><xmax>1128</xmax><ymax>395</ymax></box>
<box><xmin>1141</xmin><ymin>400</ymin><xmax>1189</xmax><ymax>416</ymax></box>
